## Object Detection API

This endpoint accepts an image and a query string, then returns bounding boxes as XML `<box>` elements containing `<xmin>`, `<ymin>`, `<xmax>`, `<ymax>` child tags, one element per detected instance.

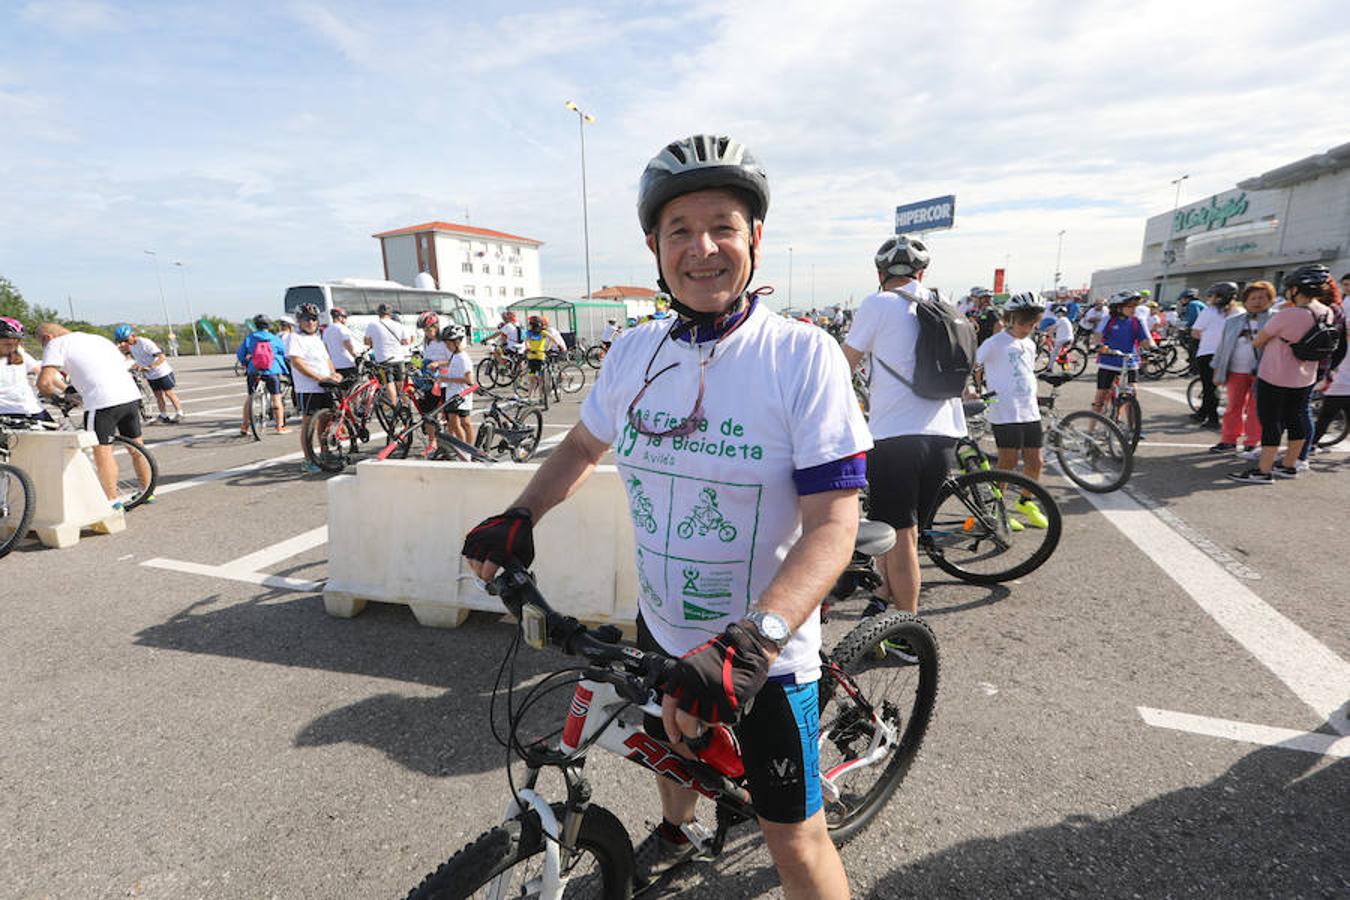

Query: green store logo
<box><xmin>1173</xmin><ymin>192</ymin><xmax>1249</xmax><ymax>234</ymax></box>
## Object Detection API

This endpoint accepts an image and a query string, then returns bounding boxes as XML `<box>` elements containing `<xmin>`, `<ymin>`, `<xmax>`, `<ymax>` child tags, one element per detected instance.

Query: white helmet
<box><xmin>875</xmin><ymin>236</ymin><xmax>930</xmax><ymax>277</ymax></box>
<box><xmin>1005</xmin><ymin>291</ymin><xmax>1045</xmax><ymax>312</ymax></box>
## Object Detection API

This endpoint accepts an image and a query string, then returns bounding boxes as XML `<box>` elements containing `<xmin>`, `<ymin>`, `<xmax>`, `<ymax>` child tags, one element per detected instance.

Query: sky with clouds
<box><xmin>3</xmin><ymin>0</ymin><xmax>1348</xmax><ymax>325</ymax></box>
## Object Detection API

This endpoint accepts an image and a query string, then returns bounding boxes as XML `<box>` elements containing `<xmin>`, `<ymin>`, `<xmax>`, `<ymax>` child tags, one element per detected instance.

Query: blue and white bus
<box><xmin>282</xmin><ymin>279</ymin><xmax>492</xmax><ymax>344</ymax></box>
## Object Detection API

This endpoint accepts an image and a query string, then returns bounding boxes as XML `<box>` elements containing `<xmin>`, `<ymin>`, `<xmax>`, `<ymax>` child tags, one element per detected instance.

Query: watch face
<box><xmin>756</xmin><ymin>612</ymin><xmax>790</xmax><ymax>644</ymax></box>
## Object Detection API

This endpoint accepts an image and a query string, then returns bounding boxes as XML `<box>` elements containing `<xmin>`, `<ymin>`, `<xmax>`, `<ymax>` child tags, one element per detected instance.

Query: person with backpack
<box><xmin>236</xmin><ymin>314</ymin><xmax>290</xmax><ymax>435</ymax></box>
<box><xmin>1228</xmin><ymin>265</ymin><xmax>1340</xmax><ymax>483</ymax></box>
<box><xmin>843</xmin><ymin>235</ymin><xmax>973</xmax><ymax>616</ymax></box>
<box><xmin>363</xmin><ymin>303</ymin><xmax>411</xmax><ymax>407</ymax></box>
<box><xmin>1090</xmin><ymin>291</ymin><xmax>1156</xmax><ymax>425</ymax></box>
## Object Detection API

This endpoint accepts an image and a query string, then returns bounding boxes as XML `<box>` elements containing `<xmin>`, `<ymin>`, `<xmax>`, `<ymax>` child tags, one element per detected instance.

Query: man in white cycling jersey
<box><xmin>464</xmin><ymin>134</ymin><xmax>869</xmax><ymax>899</ymax></box>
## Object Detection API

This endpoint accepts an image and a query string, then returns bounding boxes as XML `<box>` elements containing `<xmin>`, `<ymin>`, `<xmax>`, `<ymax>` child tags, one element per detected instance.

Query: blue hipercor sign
<box><xmin>894</xmin><ymin>195</ymin><xmax>956</xmax><ymax>235</ymax></box>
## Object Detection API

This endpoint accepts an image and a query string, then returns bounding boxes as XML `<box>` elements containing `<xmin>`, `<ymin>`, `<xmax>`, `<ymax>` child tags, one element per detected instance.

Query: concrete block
<box><xmin>7</xmin><ymin>430</ymin><xmax>124</xmax><ymax>549</ymax></box>
<box><xmin>324</xmin><ymin>459</ymin><xmax>634</xmax><ymax>628</ymax></box>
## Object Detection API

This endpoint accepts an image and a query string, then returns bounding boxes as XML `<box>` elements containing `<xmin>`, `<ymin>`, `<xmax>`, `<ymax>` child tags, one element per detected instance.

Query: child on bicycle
<box><xmin>1051</xmin><ymin>305</ymin><xmax>1074</xmax><ymax>370</ymax></box>
<box><xmin>1091</xmin><ymin>290</ymin><xmax>1156</xmax><ymax>422</ymax></box>
<box><xmin>437</xmin><ymin>324</ymin><xmax>476</xmax><ymax>448</ymax></box>
<box><xmin>973</xmin><ymin>292</ymin><xmax>1051</xmax><ymax>529</ymax></box>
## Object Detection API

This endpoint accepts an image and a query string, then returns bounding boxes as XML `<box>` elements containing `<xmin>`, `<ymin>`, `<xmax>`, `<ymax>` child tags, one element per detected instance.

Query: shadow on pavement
<box><xmin>865</xmin><ymin>728</ymin><xmax>1347</xmax><ymax>899</ymax></box>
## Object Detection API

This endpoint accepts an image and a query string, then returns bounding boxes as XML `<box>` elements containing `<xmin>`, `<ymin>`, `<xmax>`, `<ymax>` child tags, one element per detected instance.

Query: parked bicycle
<box><xmin>402</xmin><ymin>562</ymin><xmax>938</xmax><ymax>898</ymax></box>
<box><xmin>302</xmin><ymin>361</ymin><xmax>409</xmax><ymax>472</ymax></box>
<box><xmin>1097</xmin><ymin>348</ymin><xmax>1143</xmax><ymax>452</ymax></box>
<box><xmin>0</xmin><ymin>417</ymin><xmax>37</xmax><ymax>558</ymax></box>
<box><xmin>1033</xmin><ymin>333</ymin><xmax>1088</xmax><ymax>378</ymax></box>
<box><xmin>31</xmin><ymin>395</ymin><xmax>158</xmax><ymax>510</ymax></box>
<box><xmin>476</xmin><ymin>344</ymin><xmax>526</xmax><ymax>390</ymax></box>
<box><xmin>473</xmin><ymin>390</ymin><xmax>545</xmax><ymax>463</ymax></box>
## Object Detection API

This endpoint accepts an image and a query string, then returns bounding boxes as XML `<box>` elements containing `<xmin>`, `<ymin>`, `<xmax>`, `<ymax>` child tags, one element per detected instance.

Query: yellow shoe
<box><xmin>1007</xmin><ymin>515</ymin><xmax>1024</xmax><ymax>533</ymax></box>
<box><xmin>1015</xmin><ymin>498</ymin><xmax>1049</xmax><ymax>529</ymax></box>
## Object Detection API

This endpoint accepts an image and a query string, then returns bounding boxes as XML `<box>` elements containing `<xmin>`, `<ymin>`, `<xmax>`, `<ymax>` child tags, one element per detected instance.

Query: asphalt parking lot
<box><xmin>2</xmin><ymin>353</ymin><xmax>1346</xmax><ymax>899</ymax></box>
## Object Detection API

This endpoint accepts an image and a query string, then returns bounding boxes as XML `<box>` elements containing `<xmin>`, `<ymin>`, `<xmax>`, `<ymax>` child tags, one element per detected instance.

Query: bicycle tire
<box><xmin>818</xmin><ymin>611</ymin><xmax>939</xmax><ymax>844</ymax></box>
<box><xmin>404</xmin><ymin>802</ymin><xmax>633</xmax><ymax>900</ymax></box>
<box><xmin>1112</xmin><ymin>394</ymin><xmax>1142</xmax><ymax>452</ymax></box>
<box><xmin>373</xmin><ymin>393</ymin><xmax>402</xmax><ymax>438</ymax></box>
<box><xmin>923</xmin><ymin>469</ymin><xmax>1061</xmax><ymax>584</ymax></box>
<box><xmin>1034</xmin><ymin>346</ymin><xmax>1051</xmax><ymax>374</ymax></box>
<box><xmin>1141</xmin><ymin>352</ymin><xmax>1167</xmax><ymax>381</ymax></box>
<box><xmin>0</xmin><ymin>462</ymin><xmax>36</xmax><ymax>558</ymax></box>
<box><xmin>1166</xmin><ymin>345</ymin><xmax>1193</xmax><ymax>375</ymax></box>
<box><xmin>1315</xmin><ymin>403</ymin><xmax>1349</xmax><ymax>448</ymax></box>
<box><xmin>248</xmin><ymin>384</ymin><xmax>267</xmax><ymax>441</ymax></box>
<box><xmin>511</xmin><ymin>407</ymin><xmax>544</xmax><ymax>463</ymax></box>
<box><xmin>310</xmin><ymin>408</ymin><xmax>351</xmax><ymax>472</ymax></box>
<box><xmin>109</xmin><ymin>437</ymin><xmax>158</xmax><ymax>510</ymax></box>
<box><xmin>474</xmin><ymin>419</ymin><xmax>498</xmax><ymax>456</ymax></box>
<box><xmin>558</xmin><ymin>363</ymin><xmax>586</xmax><ymax>394</ymax></box>
<box><xmin>585</xmin><ymin>344</ymin><xmax>605</xmax><ymax>369</ymax></box>
<box><xmin>136</xmin><ymin>376</ymin><xmax>157</xmax><ymax>422</ymax></box>
<box><xmin>387</xmin><ymin>405</ymin><xmax>418</xmax><ymax>459</ymax></box>
<box><xmin>1186</xmin><ymin>377</ymin><xmax>1202</xmax><ymax>413</ymax></box>
<box><xmin>475</xmin><ymin>357</ymin><xmax>500</xmax><ymax>389</ymax></box>
<box><xmin>1052</xmin><ymin>410</ymin><xmax>1133</xmax><ymax>493</ymax></box>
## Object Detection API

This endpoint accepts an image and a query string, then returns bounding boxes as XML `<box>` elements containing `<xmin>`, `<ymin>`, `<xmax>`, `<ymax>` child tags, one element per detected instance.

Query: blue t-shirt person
<box><xmin>236</xmin><ymin>329</ymin><xmax>288</xmax><ymax>375</ymax></box>
<box><xmin>1181</xmin><ymin>299</ymin><xmax>1206</xmax><ymax>328</ymax></box>
<box><xmin>1065</xmin><ymin>300</ymin><xmax>1081</xmax><ymax>322</ymax></box>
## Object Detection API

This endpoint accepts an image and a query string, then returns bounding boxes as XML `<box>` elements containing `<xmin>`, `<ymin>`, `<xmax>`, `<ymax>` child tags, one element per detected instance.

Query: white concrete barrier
<box><xmin>324</xmin><ymin>460</ymin><xmax>637</xmax><ymax>629</ymax></box>
<box><xmin>6</xmin><ymin>430</ymin><xmax>124</xmax><ymax>548</ymax></box>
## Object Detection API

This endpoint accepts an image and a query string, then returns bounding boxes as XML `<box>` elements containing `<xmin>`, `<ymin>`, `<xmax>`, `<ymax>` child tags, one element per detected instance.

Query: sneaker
<box><xmin>1294</xmin><ymin>459</ymin><xmax>1310</xmax><ymax>472</ymax></box>
<box><xmin>1189</xmin><ymin>411</ymin><xmax>1206</xmax><ymax>423</ymax></box>
<box><xmin>880</xmin><ymin>636</ymin><xmax>921</xmax><ymax>665</ymax></box>
<box><xmin>1201</xmin><ymin>418</ymin><xmax>1221</xmax><ymax>430</ymax></box>
<box><xmin>157</xmin><ymin>413</ymin><xmax>171</xmax><ymax>423</ymax></box>
<box><xmin>1237</xmin><ymin>447</ymin><xmax>1261</xmax><ymax>461</ymax></box>
<box><xmin>1014</xmin><ymin>498</ymin><xmax>1049</xmax><ymax>529</ymax></box>
<box><xmin>633</xmin><ymin>823</ymin><xmax>696</xmax><ymax>884</ymax></box>
<box><xmin>301</xmin><ymin>460</ymin><xmax>322</xmax><ymax>474</ymax></box>
<box><xmin>1272</xmin><ymin>464</ymin><xmax>1298</xmax><ymax>479</ymax></box>
<box><xmin>862</xmin><ymin>595</ymin><xmax>890</xmax><ymax>618</ymax></box>
<box><xmin>1226</xmin><ymin>468</ymin><xmax>1273</xmax><ymax>484</ymax></box>
<box><xmin>171</xmin><ymin>412</ymin><xmax>184</xmax><ymax>423</ymax></box>
<box><xmin>1208</xmin><ymin>442</ymin><xmax>1237</xmax><ymax>454</ymax></box>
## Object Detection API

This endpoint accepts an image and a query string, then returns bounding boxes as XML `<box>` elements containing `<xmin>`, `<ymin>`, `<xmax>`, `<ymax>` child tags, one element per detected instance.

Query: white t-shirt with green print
<box><xmin>580</xmin><ymin>302</ymin><xmax>872</xmax><ymax>682</ymax></box>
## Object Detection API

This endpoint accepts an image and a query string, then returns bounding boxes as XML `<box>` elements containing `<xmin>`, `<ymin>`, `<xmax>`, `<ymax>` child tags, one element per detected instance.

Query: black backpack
<box><xmin>1287</xmin><ymin>307</ymin><xmax>1341</xmax><ymax>362</ymax></box>
<box><xmin>873</xmin><ymin>288</ymin><xmax>978</xmax><ymax>400</ymax></box>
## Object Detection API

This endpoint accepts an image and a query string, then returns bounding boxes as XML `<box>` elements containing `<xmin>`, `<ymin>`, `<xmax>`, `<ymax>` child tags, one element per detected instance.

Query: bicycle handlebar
<box><xmin>485</xmin><ymin>565</ymin><xmax>676</xmax><ymax>705</ymax></box>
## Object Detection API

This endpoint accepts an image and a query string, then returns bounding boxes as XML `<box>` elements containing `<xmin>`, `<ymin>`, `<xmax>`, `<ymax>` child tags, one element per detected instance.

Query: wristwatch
<box><xmin>742</xmin><ymin>610</ymin><xmax>792</xmax><ymax>650</ymax></box>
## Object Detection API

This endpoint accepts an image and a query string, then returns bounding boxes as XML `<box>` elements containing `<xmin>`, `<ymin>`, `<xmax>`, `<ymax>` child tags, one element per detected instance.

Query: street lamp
<box><xmin>563</xmin><ymin>100</ymin><xmax>596</xmax><ymax>301</ymax></box>
<box><xmin>1158</xmin><ymin>174</ymin><xmax>1190</xmax><ymax>306</ymax></box>
<box><xmin>143</xmin><ymin>250</ymin><xmax>175</xmax><ymax>352</ymax></box>
<box><xmin>171</xmin><ymin>261</ymin><xmax>201</xmax><ymax>355</ymax></box>
<box><xmin>1053</xmin><ymin>230</ymin><xmax>1066</xmax><ymax>297</ymax></box>
<box><xmin>788</xmin><ymin>246</ymin><xmax>794</xmax><ymax>306</ymax></box>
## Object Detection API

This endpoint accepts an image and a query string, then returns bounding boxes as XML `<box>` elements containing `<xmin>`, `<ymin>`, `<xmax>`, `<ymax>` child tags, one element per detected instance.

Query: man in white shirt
<box><xmin>114</xmin><ymin>324</ymin><xmax>183</xmax><ymax>422</ymax></box>
<box><xmin>1191</xmin><ymin>282</ymin><xmax>1240</xmax><ymax>428</ymax></box>
<box><xmin>600</xmin><ymin>318</ymin><xmax>620</xmax><ymax>349</ymax></box>
<box><xmin>36</xmin><ymin>323</ymin><xmax>152</xmax><ymax>506</ymax></box>
<box><xmin>842</xmin><ymin>236</ymin><xmax>966</xmax><ymax>617</ymax></box>
<box><xmin>464</xmin><ymin>134</ymin><xmax>867</xmax><ymax>898</ymax></box>
<box><xmin>286</xmin><ymin>303</ymin><xmax>341</xmax><ymax>472</ymax></box>
<box><xmin>322</xmin><ymin>306</ymin><xmax>361</xmax><ymax>380</ymax></box>
<box><xmin>364</xmin><ymin>303</ymin><xmax>410</xmax><ymax>405</ymax></box>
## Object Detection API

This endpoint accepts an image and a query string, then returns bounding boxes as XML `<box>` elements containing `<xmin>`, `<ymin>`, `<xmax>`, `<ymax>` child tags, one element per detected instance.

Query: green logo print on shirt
<box><xmin>627</xmin><ymin>475</ymin><xmax>658</xmax><ymax>534</ymax></box>
<box><xmin>675</xmin><ymin>487</ymin><xmax>738</xmax><ymax>542</ymax></box>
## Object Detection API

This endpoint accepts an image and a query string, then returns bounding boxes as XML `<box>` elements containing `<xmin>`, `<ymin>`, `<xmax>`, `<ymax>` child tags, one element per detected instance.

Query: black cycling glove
<box><xmin>667</xmin><ymin>623</ymin><xmax>770</xmax><ymax>725</ymax></box>
<box><xmin>462</xmin><ymin>507</ymin><xmax>535</xmax><ymax>569</ymax></box>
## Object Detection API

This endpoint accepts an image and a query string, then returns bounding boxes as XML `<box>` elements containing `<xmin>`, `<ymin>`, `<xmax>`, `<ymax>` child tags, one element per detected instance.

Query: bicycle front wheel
<box><xmin>0</xmin><ymin>462</ymin><xmax>36</xmax><ymax>558</ymax></box>
<box><xmin>558</xmin><ymin>363</ymin><xmax>586</xmax><ymax>394</ymax></box>
<box><xmin>404</xmin><ymin>802</ymin><xmax>634</xmax><ymax>900</ymax></box>
<box><xmin>1186</xmin><ymin>377</ymin><xmax>1202</xmax><ymax>413</ymax></box>
<box><xmin>108</xmin><ymin>437</ymin><xmax>158</xmax><ymax>510</ymax></box>
<box><xmin>923</xmin><ymin>469</ymin><xmax>1061</xmax><ymax>583</ymax></box>
<box><xmin>510</xmin><ymin>407</ymin><xmax>544</xmax><ymax>462</ymax></box>
<box><xmin>310</xmin><ymin>409</ymin><xmax>351</xmax><ymax>472</ymax></box>
<box><xmin>585</xmin><ymin>344</ymin><xmax>605</xmax><ymax>369</ymax></box>
<box><xmin>818</xmin><ymin>611</ymin><xmax>939</xmax><ymax>845</ymax></box>
<box><xmin>1062</xmin><ymin>345</ymin><xmax>1088</xmax><ymax>378</ymax></box>
<box><xmin>1052</xmin><ymin>410</ymin><xmax>1133</xmax><ymax>492</ymax></box>
<box><xmin>475</xmin><ymin>357</ymin><xmax>500</xmax><ymax>389</ymax></box>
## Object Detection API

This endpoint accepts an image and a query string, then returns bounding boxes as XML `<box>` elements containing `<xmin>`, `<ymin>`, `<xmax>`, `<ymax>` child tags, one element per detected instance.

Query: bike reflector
<box><xmin>522</xmin><ymin>604</ymin><xmax>547</xmax><ymax>650</ymax></box>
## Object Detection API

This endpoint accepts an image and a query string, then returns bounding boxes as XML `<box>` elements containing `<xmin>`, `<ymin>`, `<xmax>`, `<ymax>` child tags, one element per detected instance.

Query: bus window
<box><xmin>332</xmin><ymin>286</ymin><xmax>368</xmax><ymax>314</ymax></box>
<box><xmin>284</xmin><ymin>285</ymin><xmax>325</xmax><ymax>314</ymax></box>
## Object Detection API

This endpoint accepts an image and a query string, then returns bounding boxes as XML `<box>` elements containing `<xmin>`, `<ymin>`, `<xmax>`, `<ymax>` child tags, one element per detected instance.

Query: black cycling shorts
<box><xmin>85</xmin><ymin>400</ymin><xmax>142</xmax><ymax>445</ymax></box>
<box><xmin>1096</xmin><ymin>367</ymin><xmax>1137</xmax><ymax>391</ymax></box>
<box><xmin>148</xmin><ymin>372</ymin><xmax>176</xmax><ymax>391</ymax></box>
<box><xmin>298</xmin><ymin>392</ymin><xmax>331</xmax><ymax>416</ymax></box>
<box><xmin>527</xmin><ymin>358</ymin><xmax>544</xmax><ymax>374</ymax></box>
<box><xmin>866</xmin><ymin>434</ymin><xmax>956</xmax><ymax>530</ymax></box>
<box><xmin>636</xmin><ymin>616</ymin><xmax>822</xmax><ymax>824</ymax></box>
<box><xmin>992</xmin><ymin>420</ymin><xmax>1044</xmax><ymax>450</ymax></box>
<box><xmin>375</xmin><ymin>361</ymin><xmax>408</xmax><ymax>384</ymax></box>
<box><xmin>247</xmin><ymin>372</ymin><xmax>282</xmax><ymax>395</ymax></box>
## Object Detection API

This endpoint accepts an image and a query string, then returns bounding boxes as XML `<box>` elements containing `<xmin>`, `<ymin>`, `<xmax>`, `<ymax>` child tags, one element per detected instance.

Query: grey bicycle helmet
<box><xmin>439</xmin><ymin>324</ymin><xmax>465</xmax><ymax>342</ymax></box>
<box><xmin>875</xmin><ymin>236</ymin><xmax>931</xmax><ymax>278</ymax></box>
<box><xmin>1107</xmin><ymin>290</ymin><xmax>1142</xmax><ymax>308</ymax></box>
<box><xmin>1283</xmin><ymin>264</ymin><xmax>1332</xmax><ymax>292</ymax></box>
<box><xmin>252</xmin><ymin>314</ymin><xmax>271</xmax><ymax>331</ymax></box>
<box><xmin>637</xmin><ymin>134</ymin><xmax>770</xmax><ymax>235</ymax></box>
<box><xmin>1005</xmin><ymin>291</ymin><xmax>1045</xmax><ymax>312</ymax></box>
<box><xmin>1206</xmin><ymin>281</ymin><xmax>1238</xmax><ymax>302</ymax></box>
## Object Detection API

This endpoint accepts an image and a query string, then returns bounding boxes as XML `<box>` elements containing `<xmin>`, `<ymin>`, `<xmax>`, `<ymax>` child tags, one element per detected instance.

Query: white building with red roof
<box><xmin>372</xmin><ymin>221</ymin><xmax>544</xmax><ymax>322</ymax></box>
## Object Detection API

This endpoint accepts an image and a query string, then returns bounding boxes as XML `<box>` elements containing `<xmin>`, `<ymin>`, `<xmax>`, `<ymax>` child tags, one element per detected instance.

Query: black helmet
<box><xmin>875</xmin><ymin>236</ymin><xmax>931</xmax><ymax>278</ymax></box>
<box><xmin>1180</xmin><ymin>288</ymin><xmax>1200</xmax><ymax>299</ymax></box>
<box><xmin>637</xmin><ymin>134</ymin><xmax>769</xmax><ymax>234</ymax></box>
<box><xmin>439</xmin><ymin>324</ymin><xmax>465</xmax><ymax>342</ymax></box>
<box><xmin>296</xmin><ymin>303</ymin><xmax>321</xmax><ymax>322</ymax></box>
<box><xmin>1206</xmin><ymin>282</ymin><xmax>1238</xmax><ymax>303</ymax></box>
<box><xmin>376</xmin><ymin>303</ymin><xmax>392</xmax><ymax>315</ymax></box>
<box><xmin>252</xmin><ymin>314</ymin><xmax>271</xmax><ymax>330</ymax></box>
<box><xmin>1283</xmin><ymin>264</ymin><xmax>1332</xmax><ymax>293</ymax></box>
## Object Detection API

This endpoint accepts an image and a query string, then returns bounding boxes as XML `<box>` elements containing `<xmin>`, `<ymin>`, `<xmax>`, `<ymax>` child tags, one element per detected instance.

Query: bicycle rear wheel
<box><xmin>1112</xmin><ymin>394</ymin><xmax>1142</xmax><ymax>451</ymax></box>
<box><xmin>1051</xmin><ymin>410</ymin><xmax>1132</xmax><ymax>492</ymax></box>
<box><xmin>404</xmin><ymin>802</ymin><xmax>633</xmax><ymax>900</ymax></box>
<box><xmin>0</xmin><ymin>462</ymin><xmax>36</xmax><ymax>558</ymax></box>
<box><xmin>309</xmin><ymin>408</ymin><xmax>352</xmax><ymax>472</ymax></box>
<box><xmin>1186</xmin><ymin>376</ymin><xmax>1202</xmax><ymax>413</ymax></box>
<box><xmin>248</xmin><ymin>384</ymin><xmax>267</xmax><ymax>441</ymax></box>
<box><xmin>1315</xmin><ymin>400</ymin><xmax>1349</xmax><ymax>447</ymax></box>
<box><xmin>818</xmin><ymin>611</ymin><xmax>939</xmax><ymax>844</ymax></box>
<box><xmin>923</xmin><ymin>469</ymin><xmax>1061</xmax><ymax>584</ymax></box>
<box><xmin>509</xmin><ymin>407</ymin><xmax>544</xmax><ymax>462</ymax></box>
<box><xmin>475</xmin><ymin>357</ymin><xmax>500</xmax><ymax>389</ymax></box>
<box><xmin>107</xmin><ymin>437</ymin><xmax>158</xmax><ymax>510</ymax></box>
<box><xmin>1062</xmin><ymin>346</ymin><xmax>1088</xmax><ymax>378</ymax></box>
<box><xmin>558</xmin><ymin>363</ymin><xmax>586</xmax><ymax>394</ymax></box>
<box><xmin>585</xmin><ymin>344</ymin><xmax>605</xmax><ymax>369</ymax></box>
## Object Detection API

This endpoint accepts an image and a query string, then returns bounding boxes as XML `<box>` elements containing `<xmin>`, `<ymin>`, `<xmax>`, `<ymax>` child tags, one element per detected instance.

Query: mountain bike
<box><xmin>403</xmin><ymin>564</ymin><xmax>938</xmax><ymax>899</ymax></box>
<box><xmin>40</xmin><ymin>396</ymin><xmax>158</xmax><ymax>510</ymax></box>
<box><xmin>1186</xmin><ymin>376</ymin><xmax>1227</xmax><ymax>418</ymax></box>
<box><xmin>474</xmin><ymin>390</ymin><xmax>545</xmax><ymax>463</ymax></box>
<box><xmin>477</xmin><ymin>345</ymin><xmax>526</xmax><ymax>390</ymax></box>
<box><xmin>1033</xmin><ymin>335</ymin><xmax>1088</xmax><ymax>378</ymax></box>
<box><xmin>1312</xmin><ymin>390</ymin><xmax>1350</xmax><ymax>448</ymax></box>
<box><xmin>516</xmin><ymin>354</ymin><xmax>586</xmax><ymax>408</ymax></box>
<box><xmin>1097</xmin><ymin>349</ymin><xmax>1143</xmax><ymax>451</ymax></box>
<box><xmin>0</xmin><ymin>418</ymin><xmax>38</xmax><ymax>558</ymax></box>
<box><xmin>1036</xmin><ymin>374</ymin><xmax>1133</xmax><ymax>492</ymax></box>
<box><xmin>303</xmin><ymin>363</ymin><xmax>407</xmax><ymax>472</ymax></box>
<box><xmin>129</xmin><ymin>368</ymin><xmax>158</xmax><ymax>422</ymax></box>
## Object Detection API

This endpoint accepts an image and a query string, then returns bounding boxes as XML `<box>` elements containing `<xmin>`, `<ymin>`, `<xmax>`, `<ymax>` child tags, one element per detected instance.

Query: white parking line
<box><xmin>184</xmin><ymin>405</ymin><xmax>248</xmax><ymax>418</ymax></box>
<box><xmin>155</xmin><ymin>449</ymin><xmax>307</xmax><ymax>495</ymax></box>
<box><xmin>228</xmin><ymin>525</ymin><xmax>328</xmax><ymax>571</ymax></box>
<box><xmin>140</xmin><ymin>557</ymin><xmax>323</xmax><ymax>592</ymax></box>
<box><xmin>1138</xmin><ymin>708</ymin><xmax>1350</xmax><ymax>758</ymax></box>
<box><xmin>144</xmin><ymin>427</ymin><xmax>240</xmax><ymax>448</ymax></box>
<box><xmin>1076</xmin><ymin>486</ymin><xmax>1350</xmax><ymax>741</ymax></box>
<box><xmin>172</xmin><ymin>384</ymin><xmax>241</xmax><ymax>395</ymax></box>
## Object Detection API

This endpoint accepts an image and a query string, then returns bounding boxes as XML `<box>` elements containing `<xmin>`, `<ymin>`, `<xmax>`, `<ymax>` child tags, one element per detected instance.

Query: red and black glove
<box><xmin>462</xmin><ymin>507</ymin><xmax>535</xmax><ymax>569</ymax></box>
<box><xmin>666</xmin><ymin>624</ymin><xmax>770</xmax><ymax>725</ymax></box>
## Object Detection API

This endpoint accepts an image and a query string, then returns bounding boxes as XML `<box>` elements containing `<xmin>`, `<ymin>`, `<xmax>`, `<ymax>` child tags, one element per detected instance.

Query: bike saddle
<box><xmin>962</xmin><ymin>400</ymin><xmax>987</xmax><ymax>419</ymax></box>
<box><xmin>855</xmin><ymin>519</ymin><xmax>897</xmax><ymax>557</ymax></box>
<box><xmin>1038</xmin><ymin>373</ymin><xmax>1073</xmax><ymax>387</ymax></box>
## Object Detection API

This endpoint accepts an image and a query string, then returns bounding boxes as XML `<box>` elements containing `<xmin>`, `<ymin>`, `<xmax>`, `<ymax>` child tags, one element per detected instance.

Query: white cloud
<box><xmin>20</xmin><ymin>0</ymin><xmax>124</xmax><ymax>36</ymax></box>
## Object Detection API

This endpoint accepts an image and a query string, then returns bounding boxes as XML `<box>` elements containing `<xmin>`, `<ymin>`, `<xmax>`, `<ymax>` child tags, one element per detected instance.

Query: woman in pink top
<box><xmin>1228</xmin><ymin>265</ymin><xmax>1340</xmax><ymax>483</ymax></box>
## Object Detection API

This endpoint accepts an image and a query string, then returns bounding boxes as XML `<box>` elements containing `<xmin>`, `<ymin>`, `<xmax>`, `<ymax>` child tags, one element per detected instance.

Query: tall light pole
<box><xmin>1053</xmin><ymin>230</ymin><xmax>1066</xmax><ymax>297</ymax></box>
<box><xmin>563</xmin><ymin>101</ymin><xmax>595</xmax><ymax>301</ymax></box>
<box><xmin>1158</xmin><ymin>173</ymin><xmax>1189</xmax><ymax>306</ymax></box>
<box><xmin>143</xmin><ymin>250</ymin><xmax>174</xmax><ymax>347</ymax></box>
<box><xmin>171</xmin><ymin>261</ymin><xmax>201</xmax><ymax>355</ymax></box>
<box><xmin>788</xmin><ymin>246</ymin><xmax>794</xmax><ymax>307</ymax></box>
